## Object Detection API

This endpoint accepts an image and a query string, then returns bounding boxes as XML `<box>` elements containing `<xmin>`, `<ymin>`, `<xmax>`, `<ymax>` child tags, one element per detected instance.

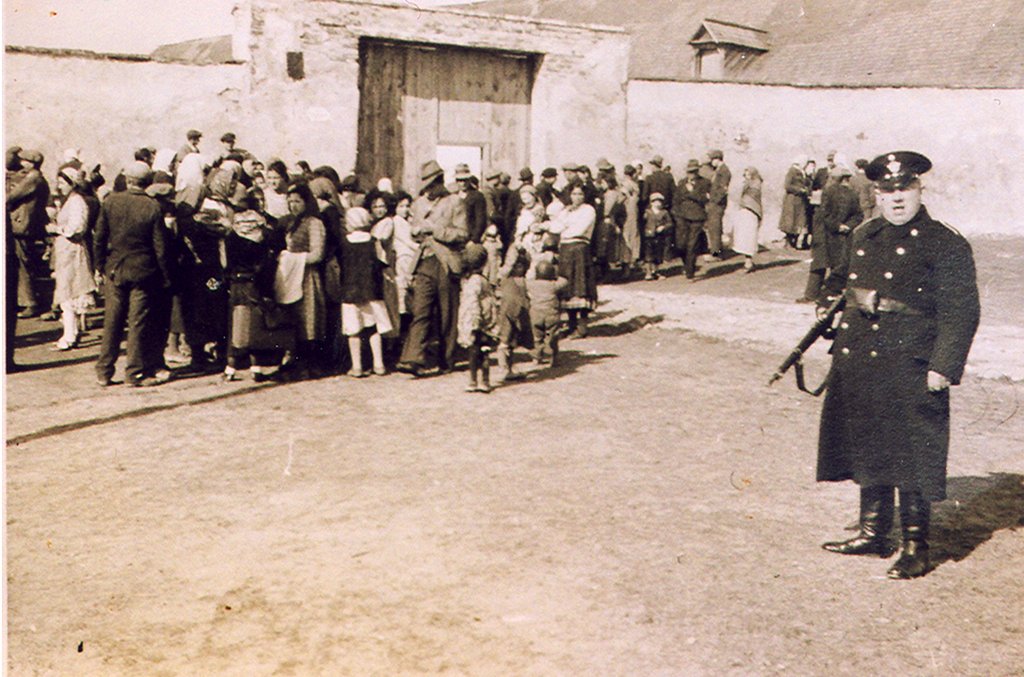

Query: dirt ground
<box><xmin>5</xmin><ymin>240</ymin><xmax>1024</xmax><ymax>675</ymax></box>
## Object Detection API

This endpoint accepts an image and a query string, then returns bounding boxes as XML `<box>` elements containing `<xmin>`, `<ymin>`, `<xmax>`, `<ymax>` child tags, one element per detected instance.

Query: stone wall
<box><xmin>243</xmin><ymin>0</ymin><xmax>631</xmax><ymax>178</ymax></box>
<box><xmin>3</xmin><ymin>51</ymin><xmax>246</xmax><ymax>179</ymax></box>
<box><xmin>627</xmin><ymin>80</ymin><xmax>1024</xmax><ymax>237</ymax></box>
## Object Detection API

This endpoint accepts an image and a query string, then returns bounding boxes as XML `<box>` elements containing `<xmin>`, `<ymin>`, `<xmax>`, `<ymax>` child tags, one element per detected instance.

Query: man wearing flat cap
<box><xmin>397</xmin><ymin>159</ymin><xmax>468</xmax><ymax>377</ymax></box>
<box><xmin>171</xmin><ymin>129</ymin><xmax>202</xmax><ymax>177</ymax></box>
<box><xmin>536</xmin><ymin>167</ymin><xmax>558</xmax><ymax>208</ymax></box>
<box><xmin>815</xmin><ymin>151</ymin><xmax>980</xmax><ymax>580</ymax></box>
<box><xmin>94</xmin><ymin>160</ymin><xmax>171</xmax><ymax>387</ymax></box>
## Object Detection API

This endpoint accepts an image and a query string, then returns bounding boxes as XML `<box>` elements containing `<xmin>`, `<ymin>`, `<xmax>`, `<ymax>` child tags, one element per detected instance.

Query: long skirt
<box><xmin>731</xmin><ymin>208</ymin><xmax>761</xmax><ymax>257</ymax></box>
<box><xmin>559</xmin><ymin>241</ymin><xmax>597</xmax><ymax>310</ymax></box>
<box><xmin>52</xmin><ymin>236</ymin><xmax>96</xmax><ymax>311</ymax></box>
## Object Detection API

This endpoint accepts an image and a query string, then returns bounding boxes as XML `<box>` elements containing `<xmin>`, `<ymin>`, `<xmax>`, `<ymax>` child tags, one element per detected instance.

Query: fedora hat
<box><xmin>419</xmin><ymin>160</ymin><xmax>445</xmax><ymax>193</ymax></box>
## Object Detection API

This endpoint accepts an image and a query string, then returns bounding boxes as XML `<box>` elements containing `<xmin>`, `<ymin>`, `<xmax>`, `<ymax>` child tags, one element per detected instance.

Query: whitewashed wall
<box><xmin>627</xmin><ymin>80</ymin><xmax>1024</xmax><ymax>237</ymax></box>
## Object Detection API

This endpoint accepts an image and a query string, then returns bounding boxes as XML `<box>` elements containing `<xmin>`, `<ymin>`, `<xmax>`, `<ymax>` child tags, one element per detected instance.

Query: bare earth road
<box><xmin>6</xmin><ymin>242</ymin><xmax>1023</xmax><ymax>676</ymax></box>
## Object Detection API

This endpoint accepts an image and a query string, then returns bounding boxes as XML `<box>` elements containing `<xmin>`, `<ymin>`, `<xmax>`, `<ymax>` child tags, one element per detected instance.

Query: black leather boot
<box><xmin>823</xmin><ymin>485</ymin><xmax>896</xmax><ymax>556</ymax></box>
<box><xmin>888</xmin><ymin>490</ymin><xmax>931</xmax><ymax>579</ymax></box>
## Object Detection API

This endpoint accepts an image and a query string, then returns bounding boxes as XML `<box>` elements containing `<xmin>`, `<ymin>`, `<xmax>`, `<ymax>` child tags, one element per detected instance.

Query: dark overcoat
<box><xmin>818</xmin><ymin>182</ymin><xmax>863</xmax><ymax>271</ymax></box>
<box><xmin>778</xmin><ymin>166</ymin><xmax>809</xmax><ymax>235</ymax></box>
<box><xmin>816</xmin><ymin>206</ymin><xmax>980</xmax><ymax>500</ymax></box>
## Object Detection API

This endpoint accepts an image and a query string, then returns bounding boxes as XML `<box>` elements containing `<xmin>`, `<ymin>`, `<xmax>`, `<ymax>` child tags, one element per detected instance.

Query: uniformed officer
<box><xmin>816</xmin><ymin>151</ymin><xmax>980</xmax><ymax>579</ymax></box>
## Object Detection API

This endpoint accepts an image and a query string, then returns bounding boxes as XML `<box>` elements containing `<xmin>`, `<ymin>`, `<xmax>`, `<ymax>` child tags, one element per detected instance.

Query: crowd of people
<box><xmin>5</xmin><ymin>130</ymin><xmax>872</xmax><ymax>391</ymax></box>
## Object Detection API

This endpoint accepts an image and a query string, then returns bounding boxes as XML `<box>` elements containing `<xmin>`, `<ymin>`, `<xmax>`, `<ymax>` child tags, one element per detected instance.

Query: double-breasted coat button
<box><xmin>884</xmin><ymin>271</ymin><xmax>893</xmax><ymax>279</ymax></box>
<box><xmin>910</xmin><ymin>229</ymin><xmax>919</xmax><ymax>236</ymax></box>
<box><xmin>871</xmin><ymin>324</ymin><xmax>880</xmax><ymax>331</ymax></box>
<box><xmin>849</xmin><ymin>273</ymin><xmax>858</xmax><ymax>280</ymax></box>
<box><xmin>856</xmin><ymin>249</ymin><xmax>865</xmax><ymax>256</ymax></box>
<box><xmin>841</xmin><ymin>347</ymin><xmax>850</xmax><ymax>355</ymax></box>
<box><xmin>870</xmin><ymin>350</ymin><xmax>878</xmax><ymax>357</ymax></box>
<box><xmin>840</xmin><ymin>322</ymin><xmax>849</xmax><ymax>329</ymax></box>
<box><xmin>896</xmin><ymin>247</ymin><xmax>906</xmax><ymax>255</ymax></box>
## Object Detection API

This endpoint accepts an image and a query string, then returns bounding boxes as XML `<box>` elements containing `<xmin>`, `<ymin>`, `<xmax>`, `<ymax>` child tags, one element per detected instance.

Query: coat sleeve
<box><xmin>93</xmin><ymin>201</ymin><xmax>111</xmax><ymax>275</ymax></box>
<box><xmin>929</xmin><ymin>233</ymin><xmax>981</xmax><ymax>384</ymax></box>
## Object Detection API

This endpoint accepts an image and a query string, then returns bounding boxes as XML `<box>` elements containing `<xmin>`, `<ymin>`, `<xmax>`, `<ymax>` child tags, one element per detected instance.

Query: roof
<box><xmin>150</xmin><ymin>35</ymin><xmax>237</xmax><ymax>65</ymax></box>
<box><xmin>690</xmin><ymin>19</ymin><xmax>769</xmax><ymax>52</ymax></box>
<box><xmin>456</xmin><ymin>0</ymin><xmax>1024</xmax><ymax>88</ymax></box>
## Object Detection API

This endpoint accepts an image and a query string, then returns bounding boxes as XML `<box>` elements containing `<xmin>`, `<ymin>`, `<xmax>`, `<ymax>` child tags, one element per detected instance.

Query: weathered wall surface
<box><xmin>244</xmin><ymin>0</ymin><xmax>630</xmax><ymax>183</ymax></box>
<box><xmin>3</xmin><ymin>53</ymin><xmax>246</xmax><ymax>178</ymax></box>
<box><xmin>627</xmin><ymin>80</ymin><xmax>1024</xmax><ymax>237</ymax></box>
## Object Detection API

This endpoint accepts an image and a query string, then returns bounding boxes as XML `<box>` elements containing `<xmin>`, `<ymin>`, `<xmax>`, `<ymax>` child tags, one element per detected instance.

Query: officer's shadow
<box><xmin>928</xmin><ymin>473</ymin><xmax>1024</xmax><ymax>570</ymax></box>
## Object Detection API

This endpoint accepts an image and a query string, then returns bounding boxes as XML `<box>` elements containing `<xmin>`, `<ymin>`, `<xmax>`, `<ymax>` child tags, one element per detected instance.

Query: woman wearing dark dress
<box><xmin>223</xmin><ymin>188</ymin><xmax>289</xmax><ymax>381</ymax></box>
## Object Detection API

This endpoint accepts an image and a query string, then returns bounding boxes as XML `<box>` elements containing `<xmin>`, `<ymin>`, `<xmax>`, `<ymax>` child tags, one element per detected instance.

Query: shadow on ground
<box><xmin>930</xmin><ymin>472</ymin><xmax>1024</xmax><ymax>570</ymax></box>
<box><xmin>502</xmin><ymin>349</ymin><xmax>617</xmax><ymax>387</ymax></box>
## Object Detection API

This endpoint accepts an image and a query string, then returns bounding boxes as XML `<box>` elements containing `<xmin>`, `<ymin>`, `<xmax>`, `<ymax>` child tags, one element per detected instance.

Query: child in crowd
<box><xmin>642</xmin><ymin>192</ymin><xmax>674</xmax><ymax>280</ymax></box>
<box><xmin>494</xmin><ymin>247</ymin><xmax>534</xmax><ymax>385</ymax></box>
<box><xmin>457</xmin><ymin>243</ymin><xmax>498</xmax><ymax>393</ymax></box>
<box><xmin>481</xmin><ymin>223</ymin><xmax>503</xmax><ymax>287</ymax></box>
<box><xmin>338</xmin><ymin>207</ymin><xmax>392</xmax><ymax>377</ymax></box>
<box><xmin>526</xmin><ymin>259</ymin><xmax>569</xmax><ymax>367</ymax></box>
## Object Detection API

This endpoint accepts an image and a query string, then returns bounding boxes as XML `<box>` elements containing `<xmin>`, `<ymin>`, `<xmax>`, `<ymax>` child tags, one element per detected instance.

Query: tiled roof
<box><xmin>457</xmin><ymin>0</ymin><xmax>1024</xmax><ymax>88</ymax></box>
<box><xmin>150</xmin><ymin>35</ymin><xmax>236</xmax><ymax>65</ymax></box>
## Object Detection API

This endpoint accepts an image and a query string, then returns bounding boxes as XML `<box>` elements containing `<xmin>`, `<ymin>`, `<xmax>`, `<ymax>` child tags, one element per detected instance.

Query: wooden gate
<box><xmin>357</xmin><ymin>40</ymin><xmax>535</xmax><ymax>194</ymax></box>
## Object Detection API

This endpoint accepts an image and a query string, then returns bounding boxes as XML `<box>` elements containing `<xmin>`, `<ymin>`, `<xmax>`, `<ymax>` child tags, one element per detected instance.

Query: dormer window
<box><xmin>690</xmin><ymin>18</ymin><xmax>768</xmax><ymax>80</ymax></box>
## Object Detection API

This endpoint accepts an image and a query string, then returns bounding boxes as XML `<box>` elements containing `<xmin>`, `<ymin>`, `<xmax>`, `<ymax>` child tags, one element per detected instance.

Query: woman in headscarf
<box><xmin>46</xmin><ymin>166</ymin><xmax>97</xmax><ymax>350</ymax></box>
<box><xmin>547</xmin><ymin>184</ymin><xmax>597</xmax><ymax>338</ymax></box>
<box><xmin>310</xmin><ymin>174</ymin><xmax>344</xmax><ymax>371</ymax></box>
<box><xmin>778</xmin><ymin>155</ymin><xmax>810</xmax><ymax>249</ymax></box>
<box><xmin>179</xmin><ymin>164</ymin><xmax>236</xmax><ymax>370</ymax></box>
<box><xmin>733</xmin><ymin>166</ymin><xmax>764</xmax><ymax>273</ymax></box>
<box><xmin>223</xmin><ymin>188</ymin><xmax>289</xmax><ymax>382</ymax></box>
<box><xmin>277</xmin><ymin>181</ymin><xmax>327</xmax><ymax>378</ymax></box>
<box><xmin>174</xmin><ymin>152</ymin><xmax>208</xmax><ymax>211</ymax></box>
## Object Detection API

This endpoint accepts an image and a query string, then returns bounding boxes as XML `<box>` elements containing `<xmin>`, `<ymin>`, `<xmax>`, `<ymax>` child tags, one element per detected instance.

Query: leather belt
<box><xmin>846</xmin><ymin>287</ymin><xmax>925</xmax><ymax>317</ymax></box>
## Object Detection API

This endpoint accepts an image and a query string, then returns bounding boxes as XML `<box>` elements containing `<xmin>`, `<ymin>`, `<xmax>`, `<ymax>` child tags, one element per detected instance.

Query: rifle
<box><xmin>768</xmin><ymin>294</ymin><xmax>846</xmax><ymax>395</ymax></box>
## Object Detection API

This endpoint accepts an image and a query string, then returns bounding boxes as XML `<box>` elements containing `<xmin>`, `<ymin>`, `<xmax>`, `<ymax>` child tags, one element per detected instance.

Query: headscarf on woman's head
<box><xmin>309</xmin><ymin>176</ymin><xmax>341</xmax><ymax>213</ymax></box>
<box><xmin>207</xmin><ymin>166</ymin><xmax>238</xmax><ymax>202</ymax></box>
<box><xmin>175</xmin><ymin>153</ymin><xmax>208</xmax><ymax>193</ymax></box>
<box><xmin>745</xmin><ymin>167</ymin><xmax>763</xmax><ymax>186</ymax></box>
<box><xmin>57</xmin><ymin>165</ymin><xmax>87</xmax><ymax>192</ymax></box>
<box><xmin>153</xmin><ymin>148</ymin><xmax>176</xmax><ymax>174</ymax></box>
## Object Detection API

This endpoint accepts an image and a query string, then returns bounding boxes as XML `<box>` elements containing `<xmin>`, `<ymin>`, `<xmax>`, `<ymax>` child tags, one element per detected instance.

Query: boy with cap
<box><xmin>816</xmin><ymin>151</ymin><xmax>980</xmax><ymax>580</ymax></box>
<box><xmin>170</xmin><ymin>129</ymin><xmax>202</xmax><ymax>176</ymax></box>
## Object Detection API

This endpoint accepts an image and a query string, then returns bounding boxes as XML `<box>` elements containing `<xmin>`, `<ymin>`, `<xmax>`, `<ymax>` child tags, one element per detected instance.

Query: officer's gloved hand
<box><xmin>927</xmin><ymin>370</ymin><xmax>951</xmax><ymax>392</ymax></box>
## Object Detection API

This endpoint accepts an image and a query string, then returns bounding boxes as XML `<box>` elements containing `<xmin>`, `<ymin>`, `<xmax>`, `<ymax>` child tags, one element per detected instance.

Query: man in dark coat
<box><xmin>503</xmin><ymin>167</ymin><xmax>533</xmax><ymax>239</ymax></box>
<box><xmin>535</xmin><ymin>167</ymin><xmax>558</xmax><ymax>208</ymax></box>
<box><xmin>705</xmin><ymin>149</ymin><xmax>731</xmax><ymax>259</ymax></box>
<box><xmin>640</xmin><ymin>155</ymin><xmax>674</xmax><ymax>211</ymax></box>
<box><xmin>94</xmin><ymin>161</ymin><xmax>172</xmax><ymax>387</ymax></box>
<box><xmin>817</xmin><ymin>151</ymin><xmax>980</xmax><ymax>580</ymax></box>
<box><xmin>818</xmin><ymin>166</ymin><xmax>863</xmax><ymax>274</ymax></box>
<box><xmin>456</xmin><ymin>166</ymin><xmax>487</xmax><ymax>244</ymax></box>
<box><xmin>671</xmin><ymin>159</ymin><xmax>711</xmax><ymax>280</ymax></box>
<box><xmin>6</xmin><ymin>149</ymin><xmax>51</xmax><ymax>318</ymax></box>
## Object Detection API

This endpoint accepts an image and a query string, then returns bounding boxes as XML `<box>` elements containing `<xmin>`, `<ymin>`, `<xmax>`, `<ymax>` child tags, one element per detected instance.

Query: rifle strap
<box><xmin>794</xmin><ymin>360</ymin><xmax>830</xmax><ymax>397</ymax></box>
